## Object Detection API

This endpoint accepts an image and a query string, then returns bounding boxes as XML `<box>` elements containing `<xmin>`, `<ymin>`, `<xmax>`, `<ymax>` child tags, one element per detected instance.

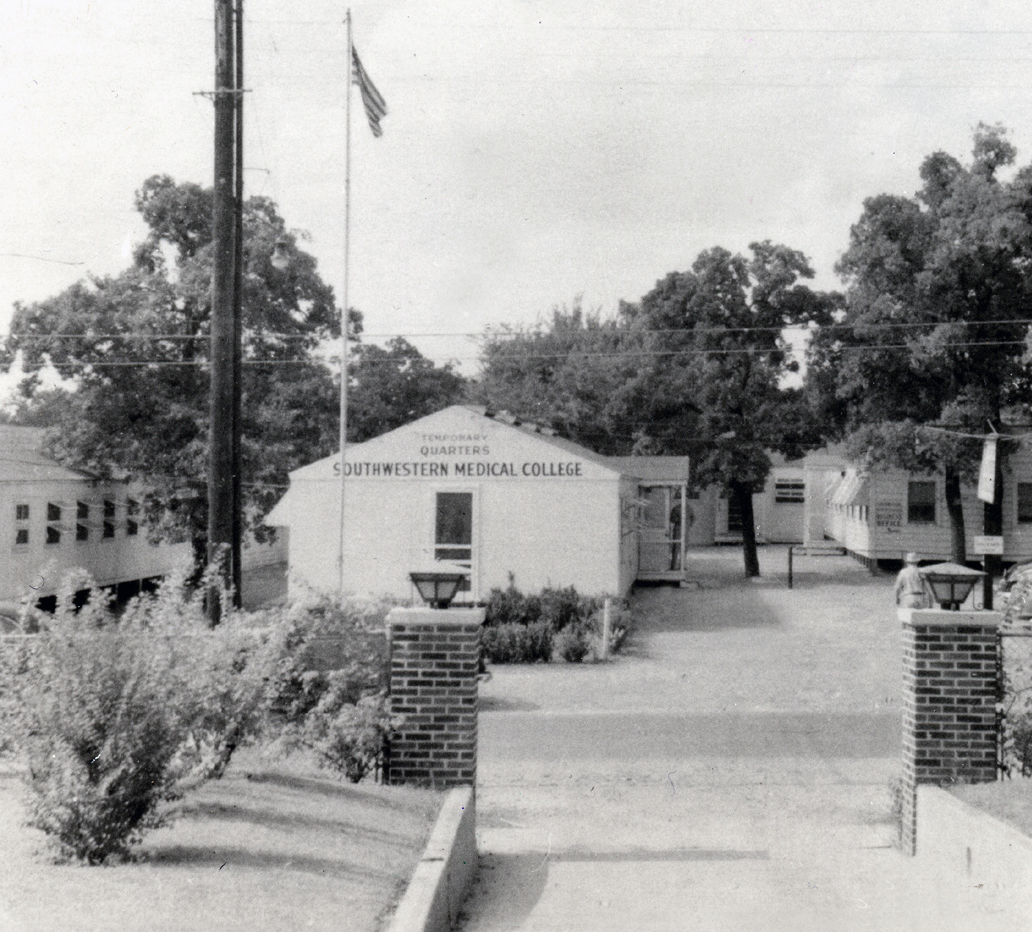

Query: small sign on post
<box><xmin>972</xmin><ymin>535</ymin><xmax>1004</xmax><ymax>555</ymax></box>
<box><xmin>973</xmin><ymin>535</ymin><xmax>1004</xmax><ymax>611</ymax></box>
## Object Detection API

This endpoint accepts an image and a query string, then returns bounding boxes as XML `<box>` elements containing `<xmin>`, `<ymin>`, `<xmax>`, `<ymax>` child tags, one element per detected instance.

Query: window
<box><xmin>775</xmin><ymin>479</ymin><xmax>805</xmax><ymax>504</ymax></box>
<box><xmin>126</xmin><ymin>498</ymin><xmax>139</xmax><ymax>536</ymax></box>
<box><xmin>907</xmin><ymin>481</ymin><xmax>936</xmax><ymax>524</ymax></box>
<box><xmin>435</xmin><ymin>492</ymin><xmax>472</xmax><ymax>564</ymax></box>
<box><xmin>103</xmin><ymin>499</ymin><xmax>116</xmax><ymax>538</ymax></box>
<box><xmin>76</xmin><ymin>501</ymin><xmax>89</xmax><ymax>542</ymax></box>
<box><xmin>1018</xmin><ymin>483</ymin><xmax>1032</xmax><ymax>524</ymax></box>
<box><xmin>726</xmin><ymin>495</ymin><xmax>743</xmax><ymax>534</ymax></box>
<box><xmin>46</xmin><ymin>503</ymin><xmax>61</xmax><ymax>545</ymax></box>
<box><xmin>435</xmin><ymin>492</ymin><xmax>472</xmax><ymax>595</ymax></box>
<box><xmin>14</xmin><ymin>504</ymin><xmax>29</xmax><ymax>547</ymax></box>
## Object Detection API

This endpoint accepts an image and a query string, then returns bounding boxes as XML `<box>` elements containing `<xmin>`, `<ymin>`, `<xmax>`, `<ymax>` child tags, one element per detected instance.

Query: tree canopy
<box><xmin>1</xmin><ymin>175</ymin><xmax>465</xmax><ymax>562</ymax></box>
<box><xmin>476</xmin><ymin>243</ymin><xmax>835</xmax><ymax>576</ymax></box>
<box><xmin>347</xmin><ymin>336</ymin><xmax>467</xmax><ymax>444</ymax></box>
<box><xmin>808</xmin><ymin>123</ymin><xmax>1032</xmax><ymax>563</ymax></box>
<box><xmin>474</xmin><ymin>299</ymin><xmax>642</xmax><ymax>455</ymax></box>
<box><xmin>621</xmin><ymin>243</ymin><xmax>835</xmax><ymax>575</ymax></box>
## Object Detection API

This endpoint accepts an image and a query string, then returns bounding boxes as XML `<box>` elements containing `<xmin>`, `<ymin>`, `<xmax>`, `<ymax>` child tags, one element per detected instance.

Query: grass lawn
<box><xmin>0</xmin><ymin>748</ymin><xmax>442</xmax><ymax>932</ymax></box>
<box><xmin>950</xmin><ymin>779</ymin><xmax>1032</xmax><ymax>839</ymax></box>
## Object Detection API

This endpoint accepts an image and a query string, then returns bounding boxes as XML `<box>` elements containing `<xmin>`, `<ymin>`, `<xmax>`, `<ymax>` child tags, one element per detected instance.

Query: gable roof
<box><xmin>288</xmin><ymin>405</ymin><xmax>629</xmax><ymax>481</ymax></box>
<box><xmin>0</xmin><ymin>425</ymin><xmax>92</xmax><ymax>482</ymax></box>
<box><xmin>468</xmin><ymin>406</ymin><xmax>616</xmax><ymax>468</ymax></box>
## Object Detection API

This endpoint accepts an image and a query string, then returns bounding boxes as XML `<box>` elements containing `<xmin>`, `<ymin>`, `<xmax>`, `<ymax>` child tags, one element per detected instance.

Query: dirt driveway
<box><xmin>459</xmin><ymin>546</ymin><xmax>1022</xmax><ymax>932</ymax></box>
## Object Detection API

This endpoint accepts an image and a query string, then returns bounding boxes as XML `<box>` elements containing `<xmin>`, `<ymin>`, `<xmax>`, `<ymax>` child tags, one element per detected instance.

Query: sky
<box><xmin>3</xmin><ymin>0</ymin><xmax>1032</xmax><ymax>385</ymax></box>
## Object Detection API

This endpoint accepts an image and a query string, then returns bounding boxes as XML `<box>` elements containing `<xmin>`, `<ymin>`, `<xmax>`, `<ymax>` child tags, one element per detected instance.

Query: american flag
<box><xmin>352</xmin><ymin>48</ymin><xmax>387</xmax><ymax>137</ymax></box>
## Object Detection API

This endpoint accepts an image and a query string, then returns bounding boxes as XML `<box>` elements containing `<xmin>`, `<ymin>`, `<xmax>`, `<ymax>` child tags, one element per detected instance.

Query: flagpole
<box><xmin>338</xmin><ymin>7</ymin><xmax>353</xmax><ymax>596</ymax></box>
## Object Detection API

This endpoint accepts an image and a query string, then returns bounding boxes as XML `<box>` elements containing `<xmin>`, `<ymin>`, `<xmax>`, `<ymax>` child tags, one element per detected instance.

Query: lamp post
<box><xmin>918</xmin><ymin>562</ymin><xmax>986</xmax><ymax>611</ymax></box>
<box><xmin>409</xmin><ymin>571</ymin><xmax>468</xmax><ymax>610</ymax></box>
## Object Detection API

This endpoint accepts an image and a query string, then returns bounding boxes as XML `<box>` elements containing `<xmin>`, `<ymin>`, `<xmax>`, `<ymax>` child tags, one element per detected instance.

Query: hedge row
<box><xmin>480</xmin><ymin>580</ymin><xmax>630</xmax><ymax>664</ymax></box>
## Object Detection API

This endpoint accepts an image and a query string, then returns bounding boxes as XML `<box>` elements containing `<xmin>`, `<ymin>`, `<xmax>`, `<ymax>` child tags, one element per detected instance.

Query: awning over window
<box><xmin>831</xmin><ymin>474</ymin><xmax>869</xmax><ymax>507</ymax></box>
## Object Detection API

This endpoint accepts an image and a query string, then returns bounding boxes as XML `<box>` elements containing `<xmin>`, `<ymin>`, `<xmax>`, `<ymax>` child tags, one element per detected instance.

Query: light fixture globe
<box><xmin>918</xmin><ymin>562</ymin><xmax>985</xmax><ymax>610</ymax></box>
<box><xmin>409</xmin><ymin>571</ymin><xmax>467</xmax><ymax>609</ymax></box>
<box><xmin>270</xmin><ymin>238</ymin><xmax>291</xmax><ymax>270</ymax></box>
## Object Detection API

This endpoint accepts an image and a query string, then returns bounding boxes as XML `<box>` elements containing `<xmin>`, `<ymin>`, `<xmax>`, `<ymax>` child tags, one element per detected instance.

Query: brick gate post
<box><xmin>899</xmin><ymin>608</ymin><xmax>1001</xmax><ymax>856</ymax></box>
<box><xmin>386</xmin><ymin>607</ymin><xmax>485</xmax><ymax>788</ymax></box>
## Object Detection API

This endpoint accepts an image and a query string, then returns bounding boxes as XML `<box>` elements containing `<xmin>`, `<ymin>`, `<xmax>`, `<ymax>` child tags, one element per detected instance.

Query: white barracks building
<box><xmin>268</xmin><ymin>406</ymin><xmax>690</xmax><ymax>602</ymax></box>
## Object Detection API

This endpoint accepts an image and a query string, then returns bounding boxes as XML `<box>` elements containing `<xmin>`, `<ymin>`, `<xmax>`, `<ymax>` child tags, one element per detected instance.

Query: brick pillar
<box><xmin>387</xmin><ymin>607</ymin><xmax>484</xmax><ymax>788</ymax></box>
<box><xmin>899</xmin><ymin>608</ymin><xmax>1001</xmax><ymax>856</ymax></box>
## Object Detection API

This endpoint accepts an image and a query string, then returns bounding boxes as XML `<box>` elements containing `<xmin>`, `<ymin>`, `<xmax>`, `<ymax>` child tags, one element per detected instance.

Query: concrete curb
<box><xmin>917</xmin><ymin>785</ymin><xmax>1032</xmax><ymax>911</ymax></box>
<box><xmin>386</xmin><ymin>787</ymin><xmax>478</xmax><ymax>932</ymax></box>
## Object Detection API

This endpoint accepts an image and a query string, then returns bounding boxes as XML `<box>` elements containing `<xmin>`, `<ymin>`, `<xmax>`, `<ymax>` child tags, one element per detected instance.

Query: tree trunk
<box><xmin>943</xmin><ymin>466</ymin><xmax>966</xmax><ymax>565</ymax></box>
<box><xmin>732</xmin><ymin>481</ymin><xmax>761</xmax><ymax>577</ymax></box>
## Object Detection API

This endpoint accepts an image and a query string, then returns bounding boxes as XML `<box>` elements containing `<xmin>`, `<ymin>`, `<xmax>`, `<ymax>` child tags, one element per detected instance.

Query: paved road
<box><xmin>458</xmin><ymin>547</ymin><xmax>1023</xmax><ymax>931</ymax></box>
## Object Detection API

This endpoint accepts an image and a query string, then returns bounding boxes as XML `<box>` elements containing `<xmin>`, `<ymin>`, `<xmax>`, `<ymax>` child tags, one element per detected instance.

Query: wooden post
<box><xmin>230</xmin><ymin>0</ymin><xmax>244</xmax><ymax>608</ymax></box>
<box><xmin>208</xmin><ymin>0</ymin><xmax>239</xmax><ymax>620</ymax></box>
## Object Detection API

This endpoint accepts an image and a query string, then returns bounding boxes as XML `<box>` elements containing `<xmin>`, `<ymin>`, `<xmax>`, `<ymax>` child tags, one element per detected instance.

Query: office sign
<box><xmin>973</xmin><ymin>535</ymin><xmax>1004</xmax><ymax>555</ymax></box>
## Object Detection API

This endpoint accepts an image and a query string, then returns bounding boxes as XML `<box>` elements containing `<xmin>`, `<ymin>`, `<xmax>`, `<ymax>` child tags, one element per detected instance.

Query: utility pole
<box><xmin>231</xmin><ymin>0</ymin><xmax>244</xmax><ymax>608</ymax></box>
<box><xmin>209</xmin><ymin>0</ymin><xmax>240</xmax><ymax>621</ymax></box>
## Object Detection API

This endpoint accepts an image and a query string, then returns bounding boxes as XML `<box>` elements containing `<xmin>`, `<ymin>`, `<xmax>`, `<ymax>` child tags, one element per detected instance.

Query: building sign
<box><xmin>332</xmin><ymin>460</ymin><xmax>585</xmax><ymax>478</ymax></box>
<box><xmin>875</xmin><ymin>500</ymin><xmax>903</xmax><ymax>532</ymax></box>
<box><xmin>323</xmin><ymin>426</ymin><xmax>595</xmax><ymax>479</ymax></box>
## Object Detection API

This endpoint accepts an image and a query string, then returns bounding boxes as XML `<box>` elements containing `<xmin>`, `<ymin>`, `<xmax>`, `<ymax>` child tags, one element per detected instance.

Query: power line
<box><xmin>5</xmin><ymin>337</ymin><xmax>1026</xmax><ymax>371</ymax></box>
<box><xmin>6</xmin><ymin>316</ymin><xmax>1032</xmax><ymax>343</ymax></box>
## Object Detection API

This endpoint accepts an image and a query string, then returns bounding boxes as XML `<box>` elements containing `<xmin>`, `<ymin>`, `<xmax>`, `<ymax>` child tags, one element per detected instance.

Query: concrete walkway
<box><xmin>458</xmin><ymin>547</ymin><xmax>1024</xmax><ymax>931</ymax></box>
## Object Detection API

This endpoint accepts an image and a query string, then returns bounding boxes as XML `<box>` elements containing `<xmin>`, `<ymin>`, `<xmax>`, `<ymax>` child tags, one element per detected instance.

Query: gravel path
<box><xmin>459</xmin><ymin>546</ymin><xmax>1023</xmax><ymax>931</ymax></box>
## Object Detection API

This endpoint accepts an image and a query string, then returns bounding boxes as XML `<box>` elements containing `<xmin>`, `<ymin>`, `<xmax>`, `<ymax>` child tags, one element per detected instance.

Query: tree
<box><xmin>476</xmin><ymin>247</ymin><xmax>835</xmax><ymax>577</ymax></box>
<box><xmin>347</xmin><ymin>336</ymin><xmax>467</xmax><ymax>443</ymax></box>
<box><xmin>2</xmin><ymin>175</ymin><xmax>342</xmax><ymax>567</ymax></box>
<box><xmin>621</xmin><ymin>243</ymin><xmax>836</xmax><ymax>576</ymax></box>
<box><xmin>474</xmin><ymin>299</ymin><xmax>643</xmax><ymax>454</ymax></box>
<box><xmin>811</xmin><ymin>124</ymin><xmax>1032</xmax><ymax>565</ymax></box>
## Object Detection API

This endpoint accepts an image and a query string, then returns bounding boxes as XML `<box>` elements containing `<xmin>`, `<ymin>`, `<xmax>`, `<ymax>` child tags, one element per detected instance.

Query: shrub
<box><xmin>538</xmin><ymin>586</ymin><xmax>585</xmax><ymax>632</ymax></box>
<box><xmin>298</xmin><ymin>687</ymin><xmax>397</xmax><ymax>783</ymax></box>
<box><xmin>0</xmin><ymin>567</ymin><xmax>280</xmax><ymax>863</ymax></box>
<box><xmin>553</xmin><ymin>623</ymin><xmax>592</xmax><ymax>663</ymax></box>
<box><xmin>998</xmin><ymin>595</ymin><xmax>1032</xmax><ymax>777</ymax></box>
<box><xmin>482</xmin><ymin>620</ymin><xmax>553</xmax><ymax>663</ymax></box>
<box><xmin>482</xmin><ymin>578</ymin><xmax>632</xmax><ymax>663</ymax></box>
<box><xmin>484</xmin><ymin>577</ymin><xmax>541</xmax><ymax>627</ymax></box>
<box><xmin>268</xmin><ymin>590</ymin><xmax>390</xmax><ymax>717</ymax></box>
<box><xmin>265</xmin><ymin>589</ymin><xmax>396</xmax><ymax>781</ymax></box>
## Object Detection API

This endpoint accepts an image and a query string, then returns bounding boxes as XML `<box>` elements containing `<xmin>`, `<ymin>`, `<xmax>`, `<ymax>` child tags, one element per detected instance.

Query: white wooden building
<box><xmin>824</xmin><ymin>442</ymin><xmax>1032</xmax><ymax>565</ymax></box>
<box><xmin>267</xmin><ymin>406</ymin><xmax>690</xmax><ymax>602</ymax></box>
<box><xmin>0</xmin><ymin>425</ymin><xmax>190</xmax><ymax>605</ymax></box>
<box><xmin>677</xmin><ymin>455</ymin><xmax>812</xmax><ymax>547</ymax></box>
